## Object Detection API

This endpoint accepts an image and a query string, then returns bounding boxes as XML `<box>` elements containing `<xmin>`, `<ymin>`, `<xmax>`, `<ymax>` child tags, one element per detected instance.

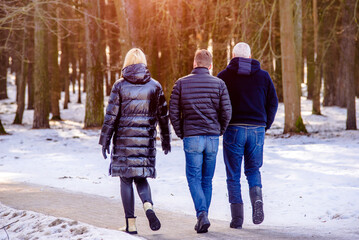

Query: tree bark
<box><xmin>0</xmin><ymin>51</ymin><xmax>7</xmax><ymax>100</ymax></box>
<box><xmin>14</xmin><ymin>19</ymin><xmax>29</xmax><ymax>124</ymax></box>
<box><xmin>312</xmin><ymin>0</ymin><xmax>321</xmax><ymax>115</ymax></box>
<box><xmin>340</xmin><ymin>0</ymin><xmax>357</xmax><ymax>130</ymax></box>
<box><xmin>48</xmin><ymin>2</ymin><xmax>61</xmax><ymax>121</ymax></box>
<box><xmin>0</xmin><ymin>119</ymin><xmax>6</xmax><ymax>135</ymax></box>
<box><xmin>294</xmin><ymin>0</ymin><xmax>303</xmax><ymax>96</ymax></box>
<box><xmin>113</xmin><ymin>0</ymin><xmax>133</xmax><ymax>55</ymax></box>
<box><xmin>279</xmin><ymin>0</ymin><xmax>307</xmax><ymax>133</ymax></box>
<box><xmin>84</xmin><ymin>0</ymin><xmax>104</xmax><ymax>128</ymax></box>
<box><xmin>273</xmin><ymin>3</ymin><xmax>283</xmax><ymax>102</ymax></box>
<box><xmin>0</xmin><ymin>8</ymin><xmax>8</xmax><ymax>100</ymax></box>
<box><xmin>33</xmin><ymin>0</ymin><xmax>50</xmax><ymax>129</ymax></box>
<box><xmin>61</xmin><ymin>33</ymin><xmax>70</xmax><ymax>109</ymax></box>
<box><xmin>303</xmin><ymin>0</ymin><xmax>314</xmax><ymax>100</ymax></box>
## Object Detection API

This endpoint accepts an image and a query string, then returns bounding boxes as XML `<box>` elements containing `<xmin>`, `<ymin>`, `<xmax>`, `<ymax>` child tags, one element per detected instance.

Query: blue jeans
<box><xmin>223</xmin><ymin>125</ymin><xmax>265</xmax><ymax>204</ymax></box>
<box><xmin>183</xmin><ymin>135</ymin><xmax>219</xmax><ymax>217</ymax></box>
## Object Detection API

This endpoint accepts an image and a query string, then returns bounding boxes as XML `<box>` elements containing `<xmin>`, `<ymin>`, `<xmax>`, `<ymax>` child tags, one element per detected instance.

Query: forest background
<box><xmin>0</xmin><ymin>0</ymin><xmax>358</xmax><ymax>134</ymax></box>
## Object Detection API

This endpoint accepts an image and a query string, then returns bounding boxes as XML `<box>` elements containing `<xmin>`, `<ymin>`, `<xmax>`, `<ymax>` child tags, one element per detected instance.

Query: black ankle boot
<box><xmin>249</xmin><ymin>186</ymin><xmax>264</xmax><ymax>224</ymax></box>
<box><xmin>230</xmin><ymin>203</ymin><xmax>243</xmax><ymax>229</ymax></box>
<box><xmin>195</xmin><ymin>211</ymin><xmax>210</xmax><ymax>233</ymax></box>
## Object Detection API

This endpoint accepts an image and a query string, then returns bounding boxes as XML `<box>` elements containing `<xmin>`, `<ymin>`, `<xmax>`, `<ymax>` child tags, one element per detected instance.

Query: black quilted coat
<box><xmin>169</xmin><ymin>67</ymin><xmax>232</xmax><ymax>139</ymax></box>
<box><xmin>99</xmin><ymin>63</ymin><xmax>170</xmax><ymax>178</ymax></box>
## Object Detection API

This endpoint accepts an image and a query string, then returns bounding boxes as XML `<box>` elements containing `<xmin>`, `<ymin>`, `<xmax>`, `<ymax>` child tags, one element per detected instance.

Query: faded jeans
<box><xmin>223</xmin><ymin>125</ymin><xmax>265</xmax><ymax>204</ymax></box>
<box><xmin>183</xmin><ymin>135</ymin><xmax>219</xmax><ymax>217</ymax></box>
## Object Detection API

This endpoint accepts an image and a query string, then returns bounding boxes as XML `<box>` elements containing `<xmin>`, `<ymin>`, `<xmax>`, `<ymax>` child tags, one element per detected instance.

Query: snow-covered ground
<box><xmin>0</xmin><ymin>203</ymin><xmax>141</xmax><ymax>240</ymax></box>
<box><xmin>1</xmin><ymin>74</ymin><xmax>359</xmax><ymax>239</ymax></box>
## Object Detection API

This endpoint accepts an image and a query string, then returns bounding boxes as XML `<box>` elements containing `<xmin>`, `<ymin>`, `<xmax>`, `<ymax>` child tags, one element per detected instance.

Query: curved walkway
<box><xmin>0</xmin><ymin>182</ymin><xmax>343</xmax><ymax>240</ymax></box>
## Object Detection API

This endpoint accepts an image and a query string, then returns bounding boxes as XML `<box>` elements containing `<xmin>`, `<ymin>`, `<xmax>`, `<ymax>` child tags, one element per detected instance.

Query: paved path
<box><xmin>0</xmin><ymin>182</ymin><xmax>343</xmax><ymax>240</ymax></box>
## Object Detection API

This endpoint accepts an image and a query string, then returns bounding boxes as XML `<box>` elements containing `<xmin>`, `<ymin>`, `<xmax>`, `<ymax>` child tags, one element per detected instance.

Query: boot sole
<box><xmin>146</xmin><ymin>209</ymin><xmax>161</xmax><ymax>231</ymax></box>
<box><xmin>197</xmin><ymin>222</ymin><xmax>210</xmax><ymax>233</ymax></box>
<box><xmin>253</xmin><ymin>200</ymin><xmax>264</xmax><ymax>224</ymax></box>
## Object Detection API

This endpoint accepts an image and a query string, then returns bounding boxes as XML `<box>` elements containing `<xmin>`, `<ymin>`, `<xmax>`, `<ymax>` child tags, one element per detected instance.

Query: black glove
<box><xmin>102</xmin><ymin>145</ymin><xmax>110</xmax><ymax>159</ymax></box>
<box><xmin>162</xmin><ymin>142</ymin><xmax>171</xmax><ymax>155</ymax></box>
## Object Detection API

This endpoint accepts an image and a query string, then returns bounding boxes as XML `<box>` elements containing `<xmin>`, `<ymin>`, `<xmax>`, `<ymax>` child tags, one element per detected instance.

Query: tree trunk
<box><xmin>14</xmin><ymin>20</ymin><xmax>29</xmax><ymax>124</ymax></box>
<box><xmin>303</xmin><ymin>0</ymin><xmax>314</xmax><ymax>100</ymax></box>
<box><xmin>0</xmin><ymin>8</ymin><xmax>8</xmax><ymax>100</ymax></box>
<box><xmin>273</xmin><ymin>3</ymin><xmax>283</xmax><ymax>102</ymax></box>
<box><xmin>61</xmin><ymin>35</ymin><xmax>70</xmax><ymax>109</ymax></box>
<box><xmin>27</xmin><ymin>17</ymin><xmax>35</xmax><ymax>110</ymax></box>
<box><xmin>33</xmin><ymin>0</ymin><xmax>50</xmax><ymax>129</ymax></box>
<box><xmin>48</xmin><ymin>2</ymin><xmax>61</xmax><ymax>121</ymax></box>
<box><xmin>340</xmin><ymin>0</ymin><xmax>357</xmax><ymax>130</ymax></box>
<box><xmin>356</xmin><ymin>41</ymin><xmax>359</xmax><ymax>98</ymax></box>
<box><xmin>323</xmin><ymin>42</ymin><xmax>339</xmax><ymax>106</ymax></box>
<box><xmin>27</xmin><ymin>61</ymin><xmax>34</xmax><ymax>109</ymax></box>
<box><xmin>107</xmin><ymin>0</ymin><xmax>120</xmax><ymax>90</ymax></box>
<box><xmin>0</xmin><ymin>51</ymin><xmax>7</xmax><ymax>100</ymax></box>
<box><xmin>0</xmin><ymin>119</ymin><xmax>6</xmax><ymax>135</ymax></box>
<box><xmin>279</xmin><ymin>0</ymin><xmax>307</xmax><ymax>133</ymax></box>
<box><xmin>113</xmin><ymin>0</ymin><xmax>133</xmax><ymax>56</ymax></box>
<box><xmin>84</xmin><ymin>0</ymin><xmax>104</xmax><ymax>128</ymax></box>
<box><xmin>312</xmin><ymin>0</ymin><xmax>321</xmax><ymax>115</ymax></box>
<box><xmin>294</xmin><ymin>0</ymin><xmax>303</xmax><ymax>96</ymax></box>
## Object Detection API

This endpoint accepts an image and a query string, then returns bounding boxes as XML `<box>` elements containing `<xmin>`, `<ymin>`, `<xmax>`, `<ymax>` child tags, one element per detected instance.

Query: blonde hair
<box><xmin>123</xmin><ymin>48</ymin><xmax>147</xmax><ymax>69</ymax></box>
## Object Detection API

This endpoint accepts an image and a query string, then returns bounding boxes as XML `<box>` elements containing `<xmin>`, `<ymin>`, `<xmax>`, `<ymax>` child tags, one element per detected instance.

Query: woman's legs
<box><xmin>120</xmin><ymin>177</ymin><xmax>135</xmax><ymax>218</ymax></box>
<box><xmin>134</xmin><ymin>177</ymin><xmax>160</xmax><ymax>231</ymax></box>
<box><xmin>134</xmin><ymin>177</ymin><xmax>153</xmax><ymax>204</ymax></box>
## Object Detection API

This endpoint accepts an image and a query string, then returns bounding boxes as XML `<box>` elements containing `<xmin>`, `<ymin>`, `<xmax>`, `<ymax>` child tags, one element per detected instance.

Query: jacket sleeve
<box><xmin>169</xmin><ymin>80</ymin><xmax>183</xmax><ymax>139</ymax></box>
<box><xmin>156</xmin><ymin>85</ymin><xmax>171</xmax><ymax>150</ymax></box>
<box><xmin>219</xmin><ymin>81</ymin><xmax>232</xmax><ymax>135</ymax></box>
<box><xmin>99</xmin><ymin>83</ymin><xmax>121</xmax><ymax>146</ymax></box>
<box><xmin>265</xmin><ymin>73</ymin><xmax>279</xmax><ymax>131</ymax></box>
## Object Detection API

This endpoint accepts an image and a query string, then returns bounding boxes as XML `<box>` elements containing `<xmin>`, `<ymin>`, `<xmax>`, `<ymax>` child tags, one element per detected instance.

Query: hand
<box><xmin>102</xmin><ymin>145</ymin><xmax>110</xmax><ymax>159</ymax></box>
<box><xmin>162</xmin><ymin>142</ymin><xmax>171</xmax><ymax>155</ymax></box>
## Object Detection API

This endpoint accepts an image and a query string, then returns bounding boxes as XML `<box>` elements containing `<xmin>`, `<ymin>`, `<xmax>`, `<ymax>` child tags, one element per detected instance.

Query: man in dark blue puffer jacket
<box><xmin>217</xmin><ymin>42</ymin><xmax>278</xmax><ymax>229</ymax></box>
<box><xmin>169</xmin><ymin>49</ymin><xmax>232</xmax><ymax>234</ymax></box>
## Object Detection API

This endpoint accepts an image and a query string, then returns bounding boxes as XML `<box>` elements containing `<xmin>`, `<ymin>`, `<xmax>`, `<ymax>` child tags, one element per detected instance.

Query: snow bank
<box><xmin>0</xmin><ymin>203</ymin><xmax>141</xmax><ymax>240</ymax></box>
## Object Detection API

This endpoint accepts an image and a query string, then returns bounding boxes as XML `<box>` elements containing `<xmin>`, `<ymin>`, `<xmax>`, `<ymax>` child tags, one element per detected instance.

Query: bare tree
<box><xmin>48</xmin><ymin>2</ymin><xmax>61</xmax><ymax>120</ymax></box>
<box><xmin>340</xmin><ymin>0</ymin><xmax>357</xmax><ymax>130</ymax></box>
<box><xmin>84</xmin><ymin>0</ymin><xmax>104</xmax><ymax>128</ymax></box>
<box><xmin>0</xmin><ymin>119</ymin><xmax>6</xmax><ymax>135</ymax></box>
<box><xmin>13</xmin><ymin>15</ymin><xmax>29</xmax><ymax>124</ymax></box>
<box><xmin>279</xmin><ymin>0</ymin><xmax>307</xmax><ymax>133</ymax></box>
<box><xmin>33</xmin><ymin>0</ymin><xmax>50</xmax><ymax>129</ymax></box>
<box><xmin>312</xmin><ymin>0</ymin><xmax>321</xmax><ymax>115</ymax></box>
<box><xmin>294</xmin><ymin>0</ymin><xmax>303</xmax><ymax>96</ymax></box>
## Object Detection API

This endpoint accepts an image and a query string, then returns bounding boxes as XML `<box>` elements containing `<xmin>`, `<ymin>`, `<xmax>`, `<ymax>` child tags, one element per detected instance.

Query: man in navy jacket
<box><xmin>217</xmin><ymin>42</ymin><xmax>278</xmax><ymax>229</ymax></box>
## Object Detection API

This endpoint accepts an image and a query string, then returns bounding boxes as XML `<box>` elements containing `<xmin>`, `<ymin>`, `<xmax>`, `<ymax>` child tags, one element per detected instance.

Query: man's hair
<box><xmin>123</xmin><ymin>48</ymin><xmax>147</xmax><ymax>69</ymax></box>
<box><xmin>232</xmin><ymin>42</ymin><xmax>251</xmax><ymax>58</ymax></box>
<box><xmin>194</xmin><ymin>49</ymin><xmax>212</xmax><ymax>68</ymax></box>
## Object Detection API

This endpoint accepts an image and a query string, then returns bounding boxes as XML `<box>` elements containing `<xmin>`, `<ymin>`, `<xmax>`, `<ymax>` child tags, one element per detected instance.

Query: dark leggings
<box><xmin>120</xmin><ymin>177</ymin><xmax>153</xmax><ymax>218</ymax></box>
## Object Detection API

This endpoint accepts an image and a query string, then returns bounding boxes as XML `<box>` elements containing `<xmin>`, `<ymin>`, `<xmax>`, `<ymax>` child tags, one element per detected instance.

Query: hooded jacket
<box><xmin>99</xmin><ymin>63</ymin><xmax>170</xmax><ymax>178</ymax></box>
<box><xmin>169</xmin><ymin>67</ymin><xmax>232</xmax><ymax>139</ymax></box>
<box><xmin>217</xmin><ymin>57</ymin><xmax>278</xmax><ymax>130</ymax></box>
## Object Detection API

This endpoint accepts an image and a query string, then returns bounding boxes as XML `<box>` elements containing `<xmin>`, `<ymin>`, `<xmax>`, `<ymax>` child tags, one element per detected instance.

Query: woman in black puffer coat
<box><xmin>99</xmin><ymin>48</ymin><xmax>171</xmax><ymax>234</ymax></box>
